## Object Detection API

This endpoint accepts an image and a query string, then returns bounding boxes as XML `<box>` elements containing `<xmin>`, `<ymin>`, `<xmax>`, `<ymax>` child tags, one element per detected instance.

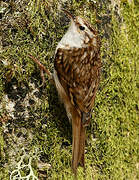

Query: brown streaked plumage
<box><xmin>29</xmin><ymin>10</ymin><xmax>101</xmax><ymax>175</ymax></box>
<box><xmin>54</xmin><ymin>13</ymin><xmax>101</xmax><ymax>174</ymax></box>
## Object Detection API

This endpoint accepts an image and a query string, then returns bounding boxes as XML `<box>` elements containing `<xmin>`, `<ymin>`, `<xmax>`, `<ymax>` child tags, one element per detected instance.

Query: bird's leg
<box><xmin>28</xmin><ymin>54</ymin><xmax>54</xmax><ymax>85</ymax></box>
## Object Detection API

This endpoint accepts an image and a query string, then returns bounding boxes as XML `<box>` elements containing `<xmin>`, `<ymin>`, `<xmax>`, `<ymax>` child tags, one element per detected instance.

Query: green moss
<box><xmin>91</xmin><ymin>2</ymin><xmax>138</xmax><ymax>179</ymax></box>
<box><xmin>0</xmin><ymin>0</ymin><xmax>138</xmax><ymax>179</ymax></box>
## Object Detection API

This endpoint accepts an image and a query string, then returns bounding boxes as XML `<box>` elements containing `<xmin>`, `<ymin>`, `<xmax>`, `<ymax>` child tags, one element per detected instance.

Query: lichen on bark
<box><xmin>0</xmin><ymin>0</ymin><xmax>138</xmax><ymax>179</ymax></box>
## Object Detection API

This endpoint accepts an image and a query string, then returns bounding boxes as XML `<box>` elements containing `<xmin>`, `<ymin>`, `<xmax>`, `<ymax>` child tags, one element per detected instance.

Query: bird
<box><xmin>29</xmin><ymin>10</ymin><xmax>101</xmax><ymax>175</ymax></box>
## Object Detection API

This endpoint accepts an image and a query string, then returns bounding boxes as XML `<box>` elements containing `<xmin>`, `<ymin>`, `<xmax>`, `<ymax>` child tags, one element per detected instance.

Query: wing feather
<box><xmin>54</xmin><ymin>46</ymin><xmax>101</xmax><ymax>113</ymax></box>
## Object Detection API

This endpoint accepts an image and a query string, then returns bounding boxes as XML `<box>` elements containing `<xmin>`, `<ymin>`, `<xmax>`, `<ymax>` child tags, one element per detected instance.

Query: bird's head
<box><xmin>56</xmin><ymin>10</ymin><xmax>98</xmax><ymax>50</ymax></box>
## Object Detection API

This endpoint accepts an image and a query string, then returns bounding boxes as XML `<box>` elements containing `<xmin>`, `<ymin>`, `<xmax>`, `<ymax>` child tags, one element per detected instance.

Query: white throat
<box><xmin>56</xmin><ymin>20</ymin><xmax>84</xmax><ymax>51</ymax></box>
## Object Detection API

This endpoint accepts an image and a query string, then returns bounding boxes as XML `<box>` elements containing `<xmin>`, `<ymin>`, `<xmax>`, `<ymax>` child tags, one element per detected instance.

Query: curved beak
<box><xmin>61</xmin><ymin>9</ymin><xmax>74</xmax><ymax>21</ymax></box>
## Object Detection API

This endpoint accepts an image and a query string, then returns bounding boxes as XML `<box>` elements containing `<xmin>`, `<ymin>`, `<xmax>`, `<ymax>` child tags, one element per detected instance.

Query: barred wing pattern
<box><xmin>54</xmin><ymin>45</ymin><xmax>101</xmax><ymax>116</ymax></box>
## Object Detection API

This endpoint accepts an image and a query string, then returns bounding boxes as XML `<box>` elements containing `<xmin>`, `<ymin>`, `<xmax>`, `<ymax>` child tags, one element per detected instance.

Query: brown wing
<box><xmin>54</xmin><ymin>45</ymin><xmax>101</xmax><ymax>113</ymax></box>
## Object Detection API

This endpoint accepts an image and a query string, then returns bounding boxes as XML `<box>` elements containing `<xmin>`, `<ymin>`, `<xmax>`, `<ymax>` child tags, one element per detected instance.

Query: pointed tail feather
<box><xmin>78</xmin><ymin>124</ymin><xmax>85</xmax><ymax>167</ymax></box>
<box><xmin>72</xmin><ymin>113</ymin><xmax>86</xmax><ymax>174</ymax></box>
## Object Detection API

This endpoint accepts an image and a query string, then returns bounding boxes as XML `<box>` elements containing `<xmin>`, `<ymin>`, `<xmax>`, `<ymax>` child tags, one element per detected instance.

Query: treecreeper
<box><xmin>29</xmin><ymin>10</ymin><xmax>101</xmax><ymax>175</ymax></box>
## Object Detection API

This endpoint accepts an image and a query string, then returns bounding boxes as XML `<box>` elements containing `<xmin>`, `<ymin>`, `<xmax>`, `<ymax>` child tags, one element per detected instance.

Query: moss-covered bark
<box><xmin>0</xmin><ymin>0</ymin><xmax>138</xmax><ymax>179</ymax></box>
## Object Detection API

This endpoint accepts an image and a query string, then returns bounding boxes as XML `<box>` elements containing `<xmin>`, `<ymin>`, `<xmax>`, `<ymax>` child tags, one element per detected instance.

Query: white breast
<box><xmin>56</xmin><ymin>20</ymin><xmax>84</xmax><ymax>52</ymax></box>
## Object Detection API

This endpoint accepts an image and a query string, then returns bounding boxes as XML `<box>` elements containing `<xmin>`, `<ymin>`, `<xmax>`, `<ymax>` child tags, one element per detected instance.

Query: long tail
<box><xmin>72</xmin><ymin>113</ymin><xmax>86</xmax><ymax>175</ymax></box>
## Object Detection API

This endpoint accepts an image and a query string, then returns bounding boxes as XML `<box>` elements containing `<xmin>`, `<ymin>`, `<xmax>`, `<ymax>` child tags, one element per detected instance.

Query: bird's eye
<box><xmin>79</xmin><ymin>25</ymin><xmax>85</xmax><ymax>31</ymax></box>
